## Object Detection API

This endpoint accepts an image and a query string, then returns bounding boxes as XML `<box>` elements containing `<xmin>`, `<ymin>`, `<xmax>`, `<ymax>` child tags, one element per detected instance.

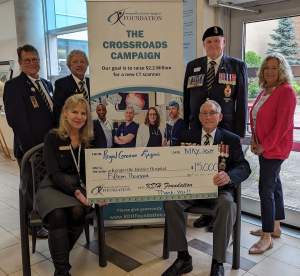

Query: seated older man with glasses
<box><xmin>162</xmin><ymin>100</ymin><xmax>251</xmax><ymax>276</ymax></box>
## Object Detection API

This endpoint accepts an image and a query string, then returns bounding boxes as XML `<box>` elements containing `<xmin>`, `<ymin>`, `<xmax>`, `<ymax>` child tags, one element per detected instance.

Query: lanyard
<box><xmin>69</xmin><ymin>144</ymin><xmax>86</xmax><ymax>190</ymax></box>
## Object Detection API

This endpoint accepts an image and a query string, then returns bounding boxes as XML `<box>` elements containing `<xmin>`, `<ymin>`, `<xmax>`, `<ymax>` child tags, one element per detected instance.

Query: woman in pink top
<box><xmin>249</xmin><ymin>53</ymin><xmax>296</xmax><ymax>254</ymax></box>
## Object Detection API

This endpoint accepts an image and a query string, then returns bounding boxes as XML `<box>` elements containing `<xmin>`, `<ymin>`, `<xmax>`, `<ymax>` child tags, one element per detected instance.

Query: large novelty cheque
<box><xmin>86</xmin><ymin>146</ymin><xmax>218</xmax><ymax>204</ymax></box>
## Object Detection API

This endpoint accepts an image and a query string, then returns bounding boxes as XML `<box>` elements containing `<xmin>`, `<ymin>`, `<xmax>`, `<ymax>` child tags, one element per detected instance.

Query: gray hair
<box><xmin>257</xmin><ymin>52</ymin><xmax>293</xmax><ymax>88</ymax></box>
<box><xmin>200</xmin><ymin>100</ymin><xmax>222</xmax><ymax>114</ymax></box>
<box><xmin>67</xmin><ymin>50</ymin><xmax>89</xmax><ymax>68</ymax></box>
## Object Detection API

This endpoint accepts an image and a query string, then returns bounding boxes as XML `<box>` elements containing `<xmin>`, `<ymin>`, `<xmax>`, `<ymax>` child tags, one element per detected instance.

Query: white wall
<box><xmin>0</xmin><ymin>0</ymin><xmax>19</xmax><ymax>151</ymax></box>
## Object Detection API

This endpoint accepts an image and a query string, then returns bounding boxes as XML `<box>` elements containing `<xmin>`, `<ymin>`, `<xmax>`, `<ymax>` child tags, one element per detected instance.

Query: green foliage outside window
<box><xmin>245</xmin><ymin>51</ymin><xmax>263</xmax><ymax>67</ymax></box>
<box><xmin>292</xmin><ymin>81</ymin><xmax>300</xmax><ymax>94</ymax></box>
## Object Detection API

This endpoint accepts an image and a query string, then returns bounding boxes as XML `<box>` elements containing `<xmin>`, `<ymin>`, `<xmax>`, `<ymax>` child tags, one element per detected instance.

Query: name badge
<box><xmin>59</xmin><ymin>146</ymin><xmax>70</xmax><ymax>151</ymax></box>
<box><xmin>76</xmin><ymin>93</ymin><xmax>84</xmax><ymax>98</ymax></box>
<box><xmin>187</xmin><ymin>74</ymin><xmax>205</xmax><ymax>88</ymax></box>
<box><xmin>194</xmin><ymin>67</ymin><xmax>201</xmax><ymax>72</ymax></box>
<box><xmin>30</xmin><ymin>96</ymin><xmax>39</xmax><ymax>108</ymax></box>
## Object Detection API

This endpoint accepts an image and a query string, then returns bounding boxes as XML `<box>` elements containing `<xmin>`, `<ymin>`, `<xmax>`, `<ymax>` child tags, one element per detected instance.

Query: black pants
<box><xmin>259</xmin><ymin>155</ymin><xmax>285</xmax><ymax>233</ymax></box>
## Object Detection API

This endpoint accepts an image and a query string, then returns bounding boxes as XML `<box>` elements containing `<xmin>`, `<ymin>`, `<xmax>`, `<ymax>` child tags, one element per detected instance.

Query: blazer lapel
<box><xmin>213</xmin><ymin>128</ymin><xmax>223</xmax><ymax>145</ymax></box>
<box><xmin>21</xmin><ymin>72</ymin><xmax>52</xmax><ymax>115</ymax></box>
<box><xmin>197</xmin><ymin>128</ymin><xmax>203</xmax><ymax>145</ymax></box>
<box><xmin>41</xmin><ymin>79</ymin><xmax>53</xmax><ymax>101</ymax></box>
<box><xmin>69</xmin><ymin>74</ymin><xmax>80</xmax><ymax>95</ymax></box>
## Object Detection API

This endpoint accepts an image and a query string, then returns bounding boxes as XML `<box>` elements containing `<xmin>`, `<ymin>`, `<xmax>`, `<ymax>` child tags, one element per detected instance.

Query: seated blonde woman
<box><xmin>36</xmin><ymin>95</ymin><xmax>107</xmax><ymax>276</ymax></box>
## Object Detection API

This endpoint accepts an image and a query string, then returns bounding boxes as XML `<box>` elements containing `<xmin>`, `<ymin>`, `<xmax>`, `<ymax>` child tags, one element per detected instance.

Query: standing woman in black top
<box><xmin>36</xmin><ymin>95</ymin><xmax>107</xmax><ymax>276</ymax></box>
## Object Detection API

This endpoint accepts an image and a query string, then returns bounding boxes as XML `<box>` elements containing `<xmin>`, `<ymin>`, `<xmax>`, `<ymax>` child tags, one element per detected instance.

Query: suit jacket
<box><xmin>250</xmin><ymin>83</ymin><xmax>296</xmax><ymax>160</ymax></box>
<box><xmin>3</xmin><ymin>71</ymin><xmax>54</xmax><ymax>159</ymax></box>
<box><xmin>177</xmin><ymin>127</ymin><xmax>251</xmax><ymax>195</ymax></box>
<box><xmin>53</xmin><ymin>74</ymin><xmax>90</xmax><ymax>124</ymax></box>
<box><xmin>93</xmin><ymin>119</ymin><xmax>115</xmax><ymax>148</ymax></box>
<box><xmin>183</xmin><ymin>54</ymin><xmax>248</xmax><ymax>137</ymax></box>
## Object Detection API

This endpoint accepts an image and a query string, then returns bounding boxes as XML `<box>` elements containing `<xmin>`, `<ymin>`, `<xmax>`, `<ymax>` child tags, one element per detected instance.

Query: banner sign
<box><xmin>86</xmin><ymin>146</ymin><xmax>218</xmax><ymax>203</ymax></box>
<box><xmin>86</xmin><ymin>0</ymin><xmax>183</xmax><ymax>225</ymax></box>
<box><xmin>86</xmin><ymin>0</ymin><xmax>183</xmax><ymax>99</ymax></box>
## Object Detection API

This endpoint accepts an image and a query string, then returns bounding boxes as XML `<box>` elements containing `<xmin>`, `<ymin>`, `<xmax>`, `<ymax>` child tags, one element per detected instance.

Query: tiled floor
<box><xmin>0</xmin><ymin>153</ymin><xmax>300</xmax><ymax>276</ymax></box>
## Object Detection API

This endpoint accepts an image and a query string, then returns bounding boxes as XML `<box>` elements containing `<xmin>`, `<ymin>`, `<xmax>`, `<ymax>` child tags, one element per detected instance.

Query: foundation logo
<box><xmin>107</xmin><ymin>8</ymin><xmax>163</xmax><ymax>26</ymax></box>
<box><xmin>107</xmin><ymin>8</ymin><xmax>128</xmax><ymax>26</ymax></box>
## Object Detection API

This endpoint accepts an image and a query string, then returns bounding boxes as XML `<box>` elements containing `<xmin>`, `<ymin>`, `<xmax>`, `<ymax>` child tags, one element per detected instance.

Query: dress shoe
<box><xmin>208</xmin><ymin>218</ymin><xmax>215</xmax><ymax>232</ymax></box>
<box><xmin>249</xmin><ymin>238</ymin><xmax>274</xmax><ymax>254</ymax></box>
<box><xmin>250</xmin><ymin>228</ymin><xmax>281</xmax><ymax>238</ymax></box>
<box><xmin>162</xmin><ymin>257</ymin><xmax>193</xmax><ymax>276</ymax></box>
<box><xmin>193</xmin><ymin>215</ymin><xmax>213</xmax><ymax>228</ymax></box>
<box><xmin>210</xmin><ymin>262</ymin><xmax>224</xmax><ymax>276</ymax></box>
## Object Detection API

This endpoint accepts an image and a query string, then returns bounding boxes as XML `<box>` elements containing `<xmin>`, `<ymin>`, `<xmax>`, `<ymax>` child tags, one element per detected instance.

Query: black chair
<box><xmin>163</xmin><ymin>184</ymin><xmax>242</xmax><ymax>270</ymax></box>
<box><xmin>20</xmin><ymin>143</ymin><xmax>107</xmax><ymax>276</ymax></box>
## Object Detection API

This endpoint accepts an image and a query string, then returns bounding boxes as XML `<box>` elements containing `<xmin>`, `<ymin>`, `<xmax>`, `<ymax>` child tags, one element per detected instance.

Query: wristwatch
<box><xmin>227</xmin><ymin>177</ymin><xmax>234</xmax><ymax>186</ymax></box>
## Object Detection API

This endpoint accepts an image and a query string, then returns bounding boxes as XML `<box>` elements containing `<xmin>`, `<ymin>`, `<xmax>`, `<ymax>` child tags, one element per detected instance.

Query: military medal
<box><xmin>30</xmin><ymin>96</ymin><xmax>39</xmax><ymax>108</ymax></box>
<box><xmin>219</xmin><ymin>158</ymin><xmax>226</xmax><ymax>171</ymax></box>
<box><xmin>224</xmin><ymin>145</ymin><xmax>229</xmax><ymax>158</ymax></box>
<box><xmin>232</xmin><ymin>74</ymin><xmax>236</xmax><ymax>85</ymax></box>
<box><xmin>224</xmin><ymin>84</ymin><xmax>231</xmax><ymax>102</ymax></box>
<box><xmin>219</xmin><ymin>143</ymin><xmax>224</xmax><ymax>157</ymax></box>
<box><xmin>31</xmin><ymin>87</ymin><xmax>35</xmax><ymax>92</ymax></box>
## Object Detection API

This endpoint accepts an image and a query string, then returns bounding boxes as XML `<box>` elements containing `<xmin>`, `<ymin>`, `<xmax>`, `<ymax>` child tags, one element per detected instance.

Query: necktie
<box><xmin>35</xmin><ymin>80</ymin><xmax>52</xmax><ymax>113</ymax></box>
<box><xmin>203</xmin><ymin>134</ymin><xmax>211</xmax><ymax>145</ymax></box>
<box><xmin>206</xmin><ymin>61</ymin><xmax>216</xmax><ymax>92</ymax></box>
<box><xmin>79</xmin><ymin>81</ymin><xmax>89</xmax><ymax>102</ymax></box>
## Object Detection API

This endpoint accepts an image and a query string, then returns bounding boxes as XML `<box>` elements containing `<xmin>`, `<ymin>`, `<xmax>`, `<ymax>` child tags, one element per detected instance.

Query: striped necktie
<box><xmin>203</xmin><ymin>134</ymin><xmax>211</xmax><ymax>145</ymax></box>
<box><xmin>35</xmin><ymin>80</ymin><xmax>52</xmax><ymax>113</ymax></box>
<box><xmin>79</xmin><ymin>81</ymin><xmax>89</xmax><ymax>102</ymax></box>
<box><xmin>206</xmin><ymin>60</ymin><xmax>216</xmax><ymax>92</ymax></box>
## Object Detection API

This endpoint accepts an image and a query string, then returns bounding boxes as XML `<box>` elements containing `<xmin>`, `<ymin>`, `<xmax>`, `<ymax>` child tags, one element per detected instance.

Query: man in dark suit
<box><xmin>93</xmin><ymin>103</ymin><xmax>114</xmax><ymax>148</ymax></box>
<box><xmin>53</xmin><ymin>50</ymin><xmax>90</xmax><ymax>124</ymax></box>
<box><xmin>4</xmin><ymin>44</ymin><xmax>54</xmax><ymax>238</ymax></box>
<box><xmin>162</xmin><ymin>100</ymin><xmax>250</xmax><ymax>276</ymax></box>
<box><xmin>184</xmin><ymin>26</ymin><xmax>248</xmax><ymax>230</ymax></box>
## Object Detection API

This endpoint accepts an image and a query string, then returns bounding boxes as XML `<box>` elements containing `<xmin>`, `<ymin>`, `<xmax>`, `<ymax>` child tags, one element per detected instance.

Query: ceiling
<box><xmin>209</xmin><ymin>0</ymin><xmax>290</xmax><ymax>8</ymax></box>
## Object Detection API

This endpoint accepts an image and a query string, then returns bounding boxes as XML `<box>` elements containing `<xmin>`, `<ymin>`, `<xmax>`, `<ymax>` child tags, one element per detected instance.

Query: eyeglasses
<box><xmin>200</xmin><ymin>111</ymin><xmax>219</xmax><ymax>117</ymax></box>
<box><xmin>148</xmin><ymin>113</ymin><xmax>157</xmax><ymax>116</ymax></box>
<box><xmin>22</xmin><ymin>58</ymin><xmax>39</xmax><ymax>64</ymax></box>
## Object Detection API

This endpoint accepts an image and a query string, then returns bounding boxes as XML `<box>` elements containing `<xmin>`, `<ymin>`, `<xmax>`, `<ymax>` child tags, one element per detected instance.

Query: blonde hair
<box><xmin>67</xmin><ymin>50</ymin><xmax>89</xmax><ymax>68</ymax></box>
<box><xmin>55</xmin><ymin>95</ymin><xmax>94</xmax><ymax>148</ymax></box>
<box><xmin>257</xmin><ymin>52</ymin><xmax>293</xmax><ymax>88</ymax></box>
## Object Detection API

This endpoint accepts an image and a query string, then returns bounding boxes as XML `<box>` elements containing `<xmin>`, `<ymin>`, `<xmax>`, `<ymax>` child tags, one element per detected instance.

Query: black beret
<box><xmin>202</xmin><ymin>26</ymin><xmax>224</xmax><ymax>41</ymax></box>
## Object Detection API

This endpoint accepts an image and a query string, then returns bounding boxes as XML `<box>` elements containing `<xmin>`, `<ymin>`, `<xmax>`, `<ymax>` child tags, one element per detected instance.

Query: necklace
<box><xmin>264</xmin><ymin>85</ymin><xmax>276</xmax><ymax>96</ymax></box>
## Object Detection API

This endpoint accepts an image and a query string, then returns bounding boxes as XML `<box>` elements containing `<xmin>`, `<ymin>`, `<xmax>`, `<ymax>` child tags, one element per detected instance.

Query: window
<box><xmin>243</xmin><ymin>16</ymin><xmax>300</xmax><ymax>212</ymax></box>
<box><xmin>45</xmin><ymin>0</ymin><xmax>87</xmax><ymax>30</ymax></box>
